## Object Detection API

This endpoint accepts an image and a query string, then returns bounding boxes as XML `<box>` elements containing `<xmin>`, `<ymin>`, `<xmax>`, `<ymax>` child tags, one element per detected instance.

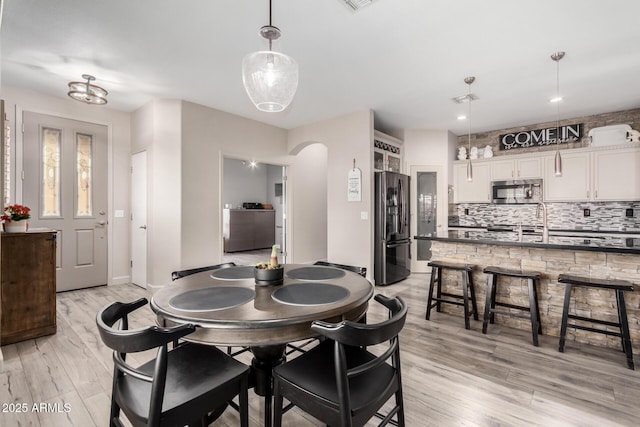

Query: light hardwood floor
<box><xmin>2</xmin><ymin>273</ymin><xmax>640</xmax><ymax>426</ymax></box>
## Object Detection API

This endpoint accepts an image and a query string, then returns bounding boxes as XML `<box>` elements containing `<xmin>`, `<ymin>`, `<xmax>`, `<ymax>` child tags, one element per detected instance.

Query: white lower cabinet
<box><xmin>454</xmin><ymin>162</ymin><xmax>490</xmax><ymax>203</ymax></box>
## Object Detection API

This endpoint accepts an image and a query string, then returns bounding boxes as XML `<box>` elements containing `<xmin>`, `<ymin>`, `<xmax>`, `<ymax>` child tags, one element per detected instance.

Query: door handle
<box><xmin>139</xmin><ymin>225</ymin><xmax>147</xmax><ymax>230</ymax></box>
<box><xmin>95</xmin><ymin>220</ymin><xmax>106</xmax><ymax>228</ymax></box>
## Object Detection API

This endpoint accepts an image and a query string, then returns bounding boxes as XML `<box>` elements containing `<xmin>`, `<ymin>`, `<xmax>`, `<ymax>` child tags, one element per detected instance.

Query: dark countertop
<box><xmin>415</xmin><ymin>229</ymin><xmax>640</xmax><ymax>255</ymax></box>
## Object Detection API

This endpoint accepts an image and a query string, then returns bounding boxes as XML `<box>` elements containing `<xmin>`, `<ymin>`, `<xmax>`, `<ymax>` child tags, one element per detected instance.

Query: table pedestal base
<box><xmin>251</xmin><ymin>344</ymin><xmax>286</xmax><ymax>427</ymax></box>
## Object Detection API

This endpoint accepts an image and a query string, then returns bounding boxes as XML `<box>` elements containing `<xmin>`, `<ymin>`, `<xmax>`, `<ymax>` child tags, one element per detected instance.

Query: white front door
<box><xmin>131</xmin><ymin>151</ymin><xmax>147</xmax><ymax>288</ymax></box>
<box><xmin>23</xmin><ymin>112</ymin><xmax>108</xmax><ymax>291</ymax></box>
<box><xmin>410</xmin><ymin>165</ymin><xmax>446</xmax><ymax>273</ymax></box>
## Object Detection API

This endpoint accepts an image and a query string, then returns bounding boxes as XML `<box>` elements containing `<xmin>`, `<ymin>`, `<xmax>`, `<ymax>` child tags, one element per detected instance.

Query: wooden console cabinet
<box><xmin>223</xmin><ymin>209</ymin><xmax>276</xmax><ymax>252</ymax></box>
<box><xmin>1</xmin><ymin>231</ymin><xmax>57</xmax><ymax>345</ymax></box>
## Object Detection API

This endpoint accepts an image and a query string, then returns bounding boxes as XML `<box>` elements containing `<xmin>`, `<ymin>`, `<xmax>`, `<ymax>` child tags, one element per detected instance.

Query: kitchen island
<box><xmin>415</xmin><ymin>229</ymin><xmax>640</xmax><ymax>354</ymax></box>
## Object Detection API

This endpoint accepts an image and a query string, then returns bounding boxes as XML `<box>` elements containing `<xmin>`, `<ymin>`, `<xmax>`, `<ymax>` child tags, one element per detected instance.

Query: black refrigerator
<box><xmin>374</xmin><ymin>171</ymin><xmax>411</xmax><ymax>285</ymax></box>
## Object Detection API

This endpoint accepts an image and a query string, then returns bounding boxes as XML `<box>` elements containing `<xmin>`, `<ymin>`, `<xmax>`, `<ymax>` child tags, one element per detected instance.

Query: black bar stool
<box><xmin>426</xmin><ymin>261</ymin><xmax>478</xmax><ymax>330</ymax></box>
<box><xmin>558</xmin><ymin>274</ymin><xmax>635</xmax><ymax>370</ymax></box>
<box><xmin>482</xmin><ymin>266</ymin><xmax>542</xmax><ymax>346</ymax></box>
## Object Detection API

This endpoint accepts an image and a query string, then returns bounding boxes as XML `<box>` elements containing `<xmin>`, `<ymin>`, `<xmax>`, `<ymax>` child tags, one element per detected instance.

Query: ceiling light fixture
<box><xmin>67</xmin><ymin>74</ymin><xmax>108</xmax><ymax>105</ymax></box>
<box><xmin>464</xmin><ymin>76</ymin><xmax>475</xmax><ymax>182</ymax></box>
<box><xmin>551</xmin><ymin>51</ymin><xmax>565</xmax><ymax>177</ymax></box>
<box><xmin>242</xmin><ymin>0</ymin><xmax>298</xmax><ymax>112</ymax></box>
<box><xmin>340</xmin><ymin>0</ymin><xmax>374</xmax><ymax>12</ymax></box>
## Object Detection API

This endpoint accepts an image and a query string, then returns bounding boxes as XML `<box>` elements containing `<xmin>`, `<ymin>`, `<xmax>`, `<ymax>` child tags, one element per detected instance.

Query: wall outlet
<box><xmin>360</xmin><ymin>211</ymin><xmax>368</xmax><ymax>220</ymax></box>
<box><xmin>583</xmin><ymin>208</ymin><xmax>590</xmax><ymax>217</ymax></box>
<box><xmin>626</xmin><ymin>208</ymin><xmax>634</xmax><ymax>217</ymax></box>
<box><xmin>464</xmin><ymin>208</ymin><xmax>469</xmax><ymax>215</ymax></box>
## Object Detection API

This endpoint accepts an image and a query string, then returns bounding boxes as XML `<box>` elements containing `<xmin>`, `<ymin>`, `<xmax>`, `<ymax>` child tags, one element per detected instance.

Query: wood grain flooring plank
<box><xmin>3</xmin><ymin>277</ymin><xmax>640</xmax><ymax>426</ymax></box>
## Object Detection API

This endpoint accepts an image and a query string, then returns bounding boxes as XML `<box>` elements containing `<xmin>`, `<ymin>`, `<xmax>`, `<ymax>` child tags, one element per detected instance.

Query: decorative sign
<box><xmin>499</xmin><ymin>123</ymin><xmax>583</xmax><ymax>151</ymax></box>
<box><xmin>348</xmin><ymin>167</ymin><xmax>362</xmax><ymax>202</ymax></box>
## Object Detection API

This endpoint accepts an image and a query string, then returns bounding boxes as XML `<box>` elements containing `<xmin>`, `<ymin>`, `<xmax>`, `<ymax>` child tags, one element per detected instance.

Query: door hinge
<box><xmin>282</xmin><ymin>175</ymin><xmax>287</xmax><ymax>181</ymax></box>
<box><xmin>130</xmin><ymin>260</ymin><xmax>133</xmax><ymax>267</ymax></box>
<box><xmin>22</xmin><ymin>122</ymin><xmax>25</xmax><ymax>134</ymax></box>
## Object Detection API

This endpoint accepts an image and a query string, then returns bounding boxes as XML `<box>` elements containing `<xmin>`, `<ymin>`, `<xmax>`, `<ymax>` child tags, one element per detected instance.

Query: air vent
<box><xmin>451</xmin><ymin>93</ymin><xmax>478</xmax><ymax>104</ymax></box>
<box><xmin>340</xmin><ymin>0</ymin><xmax>373</xmax><ymax>12</ymax></box>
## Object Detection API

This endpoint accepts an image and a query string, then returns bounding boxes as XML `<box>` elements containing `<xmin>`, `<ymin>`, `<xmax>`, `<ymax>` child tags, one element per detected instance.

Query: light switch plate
<box><xmin>114</xmin><ymin>210</ymin><xmax>125</xmax><ymax>218</ymax></box>
<box><xmin>361</xmin><ymin>211</ymin><xmax>368</xmax><ymax>220</ymax></box>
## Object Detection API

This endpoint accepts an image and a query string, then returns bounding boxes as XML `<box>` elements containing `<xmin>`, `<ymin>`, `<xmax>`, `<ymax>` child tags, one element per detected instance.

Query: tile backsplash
<box><xmin>452</xmin><ymin>201</ymin><xmax>640</xmax><ymax>231</ymax></box>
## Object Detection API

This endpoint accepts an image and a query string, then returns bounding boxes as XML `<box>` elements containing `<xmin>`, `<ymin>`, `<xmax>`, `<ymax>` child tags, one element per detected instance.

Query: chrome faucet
<box><xmin>537</xmin><ymin>202</ymin><xmax>549</xmax><ymax>243</ymax></box>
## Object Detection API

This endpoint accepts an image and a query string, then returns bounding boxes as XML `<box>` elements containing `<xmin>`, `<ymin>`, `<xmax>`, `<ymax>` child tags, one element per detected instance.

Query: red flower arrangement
<box><xmin>2</xmin><ymin>204</ymin><xmax>31</xmax><ymax>222</ymax></box>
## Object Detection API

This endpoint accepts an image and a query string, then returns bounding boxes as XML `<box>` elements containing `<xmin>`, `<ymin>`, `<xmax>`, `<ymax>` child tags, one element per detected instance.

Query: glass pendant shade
<box><xmin>466</xmin><ymin>159</ymin><xmax>473</xmax><ymax>181</ymax></box>
<box><xmin>242</xmin><ymin>50</ymin><xmax>298</xmax><ymax>112</ymax></box>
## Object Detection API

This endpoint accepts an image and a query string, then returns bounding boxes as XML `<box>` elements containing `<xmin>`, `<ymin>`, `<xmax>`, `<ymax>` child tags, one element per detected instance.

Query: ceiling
<box><xmin>2</xmin><ymin>0</ymin><xmax>639</xmax><ymax>136</ymax></box>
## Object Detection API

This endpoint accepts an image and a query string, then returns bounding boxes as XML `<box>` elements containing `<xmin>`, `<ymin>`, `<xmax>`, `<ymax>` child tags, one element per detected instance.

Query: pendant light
<box><xmin>551</xmin><ymin>51</ymin><xmax>565</xmax><ymax>177</ymax></box>
<box><xmin>67</xmin><ymin>74</ymin><xmax>108</xmax><ymax>105</ymax></box>
<box><xmin>242</xmin><ymin>0</ymin><xmax>298</xmax><ymax>112</ymax></box>
<box><xmin>464</xmin><ymin>76</ymin><xmax>475</xmax><ymax>181</ymax></box>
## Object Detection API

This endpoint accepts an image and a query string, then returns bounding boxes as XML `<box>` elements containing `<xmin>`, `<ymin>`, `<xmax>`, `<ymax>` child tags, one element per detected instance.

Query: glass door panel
<box><xmin>417</xmin><ymin>171</ymin><xmax>437</xmax><ymax>261</ymax></box>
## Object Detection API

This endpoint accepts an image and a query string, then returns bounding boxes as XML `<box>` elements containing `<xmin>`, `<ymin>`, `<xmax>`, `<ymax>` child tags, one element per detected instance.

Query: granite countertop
<box><xmin>415</xmin><ymin>228</ymin><xmax>640</xmax><ymax>255</ymax></box>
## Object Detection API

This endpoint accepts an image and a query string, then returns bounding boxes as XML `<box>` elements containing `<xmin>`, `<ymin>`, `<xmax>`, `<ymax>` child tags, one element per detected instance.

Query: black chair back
<box><xmin>96</xmin><ymin>298</ymin><xmax>249</xmax><ymax>427</ymax></box>
<box><xmin>273</xmin><ymin>294</ymin><xmax>407</xmax><ymax>427</ymax></box>
<box><xmin>171</xmin><ymin>262</ymin><xmax>236</xmax><ymax>281</ymax></box>
<box><xmin>314</xmin><ymin>260</ymin><xmax>366</xmax><ymax>277</ymax></box>
<box><xmin>312</xmin><ymin>293</ymin><xmax>406</xmax><ymax>347</ymax></box>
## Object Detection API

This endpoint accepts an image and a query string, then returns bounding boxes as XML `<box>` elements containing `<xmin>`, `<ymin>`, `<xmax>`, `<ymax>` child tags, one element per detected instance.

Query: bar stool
<box><xmin>482</xmin><ymin>266</ymin><xmax>542</xmax><ymax>346</ymax></box>
<box><xmin>558</xmin><ymin>274</ymin><xmax>635</xmax><ymax>370</ymax></box>
<box><xmin>426</xmin><ymin>261</ymin><xmax>478</xmax><ymax>330</ymax></box>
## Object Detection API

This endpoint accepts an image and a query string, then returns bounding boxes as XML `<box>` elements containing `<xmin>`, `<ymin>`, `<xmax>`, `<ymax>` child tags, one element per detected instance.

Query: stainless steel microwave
<box><xmin>491</xmin><ymin>179</ymin><xmax>542</xmax><ymax>204</ymax></box>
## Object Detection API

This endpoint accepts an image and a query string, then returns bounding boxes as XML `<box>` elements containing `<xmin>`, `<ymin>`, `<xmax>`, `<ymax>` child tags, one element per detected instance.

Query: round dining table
<box><xmin>150</xmin><ymin>263</ymin><xmax>374</xmax><ymax>426</ymax></box>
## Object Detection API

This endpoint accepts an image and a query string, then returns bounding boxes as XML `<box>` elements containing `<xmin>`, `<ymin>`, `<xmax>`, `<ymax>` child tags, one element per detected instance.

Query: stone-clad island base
<box><xmin>426</xmin><ymin>240</ymin><xmax>640</xmax><ymax>354</ymax></box>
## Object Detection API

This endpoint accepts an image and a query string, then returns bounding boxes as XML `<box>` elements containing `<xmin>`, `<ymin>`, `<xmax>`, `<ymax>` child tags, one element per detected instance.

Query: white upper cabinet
<box><xmin>453</xmin><ymin>161</ymin><xmax>490</xmax><ymax>203</ymax></box>
<box><xmin>490</xmin><ymin>156</ymin><xmax>542</xmax><ymax>180</ymax></box>
<box><xmin>453</xmin><ymin>144</ymin><xmax>639</xmax><ymax>203</ymax></box>
<box><xmin>592</xmin><ymin>147</ymin><xmax>640</xmax><ymax>201</ymax></box>
<box><xmin>374</xmin><ymin>130</ymin><xmax>403</xmax><ymax>173</ymax></box>
<box><xmin>543</xmin><ymin>151</ymin><xmax>590</xmax><ymax>201</ymax></box>
<box><xmin>543</xmin><ymin>145</ymin><xmax>640</xmax><ymax>202</ymax></box>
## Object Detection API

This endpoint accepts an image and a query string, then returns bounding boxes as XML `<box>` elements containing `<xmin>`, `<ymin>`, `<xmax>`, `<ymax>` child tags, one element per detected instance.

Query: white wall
<box><xmin>290</xmin><ymin>143</ymin><xmax>327</xmax><ymax>264</ymax></box>
<box><xmin>180</xmin><ymin>101</ymin><xmax>295</xmax><ymax>273</ymax></box>
<box><xmin>130</xmin><ymin>99</ymin><xmax>183</xmax><ymax>287</ymax></box>
<box><xmin>1</xmin><ymin>86</ymin><xmax>132</xmax><ymax>285</ymax></box>
<box><xmin>288</xmin><ymin>110</ymin><xmax>374</xmax><ymax>279</ymax></box>
<box><xmin>222</xmin><ymin>158</ymin><xmax>269</xmax><ymax>209</ymax></box>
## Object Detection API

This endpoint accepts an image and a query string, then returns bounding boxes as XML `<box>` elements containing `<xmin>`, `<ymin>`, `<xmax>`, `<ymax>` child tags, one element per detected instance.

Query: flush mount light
<box><xmin>340</xmin><ymin>0</ymin><xmax>374</xmax><ymax>12</ymax></box>
<box><xmin>457</xmin><ymin>115</ymin><xmax>467</xmax><ymax>120</ymax></box>
<box><xmin>67</xmin><ymin>74</ymin><xmax>108</xmax><ymax>105</ymax></box>
<box><xmin>452</xmin><ymin>93</ymin><xmax>478</xmax><ymax>104</ymax></box>
<box><xmin>242</xmin><ymin>0</ymin><xmax>299</xmax><ymax>112</ymax></box>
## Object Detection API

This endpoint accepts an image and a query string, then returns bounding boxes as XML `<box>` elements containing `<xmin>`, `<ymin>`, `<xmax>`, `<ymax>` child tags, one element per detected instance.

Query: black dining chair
<box><xmin>313</xmin><ymin>260</ymin><xmax>367</xmax><ymax>277</ymax></box>
<box><xmin>96</xmin><ymin>297</ymin><xmax>250</xmax><ymax>427</ymax></box>
<box><xmin>273</xmin><ymin>294</ymin><xmax>407</xmax><ymax>427</ymax></box>
<box><xmin>171</xmin><ymin>262</ymin><xmax>236</xmax><ymax>281</ymax></box>
<box><xmin>286</xmin><ymin>261</ymin><xmax>369</xmax><ymax>356</ymax></box>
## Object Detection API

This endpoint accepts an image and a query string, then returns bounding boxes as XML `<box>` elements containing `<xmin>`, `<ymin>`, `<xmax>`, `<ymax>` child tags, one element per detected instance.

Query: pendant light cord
<box><xmin>468</xmin><ymin>82</ymin><xmax>472</xmax><ymax>152</ymax></box>
<box><xmin>556</xmin><ymin>58</ymin><xmax>560</xmax><ymax>145</ymax></box>
<box><xmin>268</xmin><ymin>0</ymin><xmax>273</xmax><ymax>50</ymax></box>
